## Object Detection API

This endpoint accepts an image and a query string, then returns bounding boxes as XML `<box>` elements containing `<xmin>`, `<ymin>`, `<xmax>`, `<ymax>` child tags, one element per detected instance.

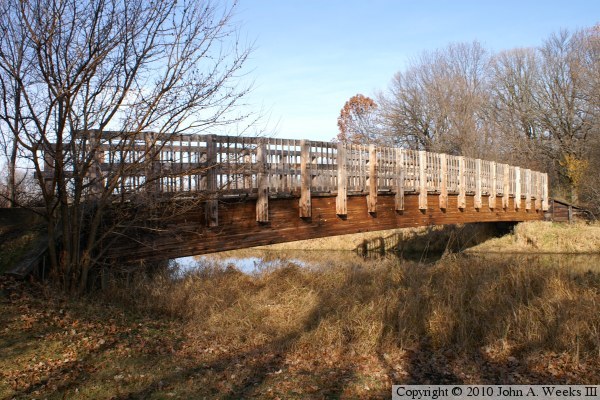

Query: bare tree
<box><xmin>536</xmin><ymin>29</ymin><xmax>598</xmax><ymax>202</ymax></box>
<box><xmin>489</xmin><ymin>48</ymin><xmax>547</xmax><ymax>167</ymax></box>
<box><xmin>0</xmin><ymin>0</ymin><xmax>27</xmax><ymax>207</ymax></box>
<box><xmin>0</xmin><ymin>0</ymin><xmax>251</xmax><ymax>293</ymax></box>
<box><xmin>378</xmin><ymin>41</ymin><xmax>493</xmax><ymax>158</ymax></box>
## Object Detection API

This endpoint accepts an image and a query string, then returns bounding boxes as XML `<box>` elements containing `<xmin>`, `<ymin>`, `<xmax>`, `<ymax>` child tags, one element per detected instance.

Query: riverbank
<box><xmin>2</xmin><ymin>253</ymin><xmax>600</xmax><ymax>398</ymax></box>
<box><xmin>254</xmin><ymin>223</ymin><xmax>508</xmax><ymax>255</ymax></box>
<box><xmin>465</xmin><ymin>221</ymin><xmax>600</xmax><ymax>254</ymax></box>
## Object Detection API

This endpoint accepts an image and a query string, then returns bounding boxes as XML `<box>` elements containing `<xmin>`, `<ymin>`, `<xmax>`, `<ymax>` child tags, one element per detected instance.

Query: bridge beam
<box><xmin>489</xmin><ymin>161</ymin><xmax>496</xmax><ymax>209</ymax></box>
<box><xmin>525</xmin><ymin>169</ymin><xmax>532</xmax><ymax>211</ymax></box>
<box><xmin>368</xmin><ymin>144</ymin><xmax>377</xmax><ymax>214</ymax></box>
<box><xmin>458</xmin><ymin>156</ymin><xmax>466</xmax><ymax>210</ymax></box>
<box><xmin>299</xmin><ymin>140</ymin><xmax>311</xmax><ymax>218</ymax></box>
<box><xmin>336</xmin><ymin>143</ymin><xmax>347</xmax><ymax>216</ymax></box>
<box><xmin>502</xmin><ymin>164</ymin><xmax>510</xmax><ymax>210</ymax></box>
<box><xmin>418</xmin><ymin>151</ymin><xmax>427</xmax><ymax>210</ymax></box>
<box><xmin>439</xmin><ymin>153</ymin><xmax>447</xmax><ymax>210</ymax></box>
<box><xmin>395</xmin><ymin>149</ymin><xmax>404</xmax><ymax>211</ymax></box>
<box><xmin>256</xmin><ymin>141</ymin><xmax>269</xmax><ymax>222</ymax></box>
<box><xmin>514</xmin><ymin>167</ymin><xmax>521</xmax><ymax>211</ymax></box>
<box><xmin>474</xmin><ymin>159</ymin><xmax>482</xmax><ymax>209</ymax></box>
<box><xmin>205</xmin><ymin>134</ymin><xmax>218</xmax><ymax>227</ymax></box>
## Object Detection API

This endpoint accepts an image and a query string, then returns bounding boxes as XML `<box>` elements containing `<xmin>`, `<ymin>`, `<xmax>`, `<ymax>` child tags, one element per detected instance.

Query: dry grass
<box><xmin>117</xmin><ymin>254</ymin><xmax>600</xmax><ymax>358</ymax></box>
<box><xmin>3</xmin><ymin>254</ymin><xmax>600</xmax><ymax>398</ymax></box>
<box><xmin>467</xmin><ymin>221</ymin><xmax>600</xmax><ymax>254</ymax></box>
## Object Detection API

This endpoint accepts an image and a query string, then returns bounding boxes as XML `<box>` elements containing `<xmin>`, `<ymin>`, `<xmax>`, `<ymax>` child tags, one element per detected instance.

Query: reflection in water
<box><xmin>176</xmin><ymin>250</ymin><xmax>600</xmax><ymax>276</ymax></box>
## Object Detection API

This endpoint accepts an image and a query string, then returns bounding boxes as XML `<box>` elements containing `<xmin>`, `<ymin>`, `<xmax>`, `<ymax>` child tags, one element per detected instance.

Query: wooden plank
<box><xmin>458</xmin><ymin>156</ymin><xmax>466</xmax><ymax>210</ymax></box>
<box><xmin>299</xmin><ymin>140</ymin><xmax>311</xmax><ymax>218</ymax></box>
<box><xmin>368</xmin><ymin>144</ymin><xmax>377</xmax><ymax>214</ymax></box>
<box><xmin>474</xmin><ymin>158</ymin><xmax>482</xmax><ymax>209</ymax></box>
<box><xmin>205</xmin><ymin>134</ymin><xmax>218</xmax><ymax>227</ymax></box>
<box><xmin>418</xmin><ymin>150</ymin><xmax>427</xmax><ymax>210</ymax></box>
<box><xmin>107</xmin><ymin>193</ymin><xmax>546</xmax><ymax>262</ymax></box>
<box><xmin>525</xmin><ymin>169</ymin><xmax>531</xmax><ymax>211</ymax></box>
<box><xmin>336</xmin><ymin>142</ymin><xmax>347</xmax><ymax>216</ymax></box>
<box><xmin>542</xmin><ymin>173</ymin><xmax>549</xmax><ymax>211</ymax></box>
<box><xmin>514</xmin><ymin>167</ymin><xmax>521</xmax><ymax>210</ymax></box>
<box><xmin>395</xmin><ymin>149</ymin><xmax>404</xmax><ymax>211</ymax></box>
<box><xmin>535</xmin><ymin>171</ymin><xmax>542</xmax><ymax>211</ymax></box>
<box><xmin>439</xmin><ymin>153</ymin><xmax>447</xmax><ymax>210</ymax></box>
<box><xmin>256</xmin><ymin>141</ymin><xmax>269</xmax><ymax>222</ymax></box>
<box><xmin>489</xmin><ymin>161</ymin><xmax>496</xmax><ymax>209</ymax></box>
<box><xmin>503</xmin><ymin>164</ymin><xmax>509</xmax><ymax>210</ymax></box>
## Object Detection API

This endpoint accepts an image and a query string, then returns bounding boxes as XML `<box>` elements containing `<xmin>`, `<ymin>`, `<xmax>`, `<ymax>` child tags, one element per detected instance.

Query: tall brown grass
<box><xmin>106</xmin><ymin>254</ymin><xmax>600</xmax><ymax>359</ymax></box>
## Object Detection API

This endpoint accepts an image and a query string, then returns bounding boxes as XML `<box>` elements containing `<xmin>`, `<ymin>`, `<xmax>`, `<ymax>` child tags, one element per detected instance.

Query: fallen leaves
<box><xmin>2</xmin><ymin>274</ymin><xmax>600</xmax><ymax>400</ymax></box>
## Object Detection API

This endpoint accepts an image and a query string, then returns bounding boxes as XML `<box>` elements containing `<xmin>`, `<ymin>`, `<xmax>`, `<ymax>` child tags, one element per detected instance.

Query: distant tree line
<box><xmin>338</xmin><ymin>26</ymin><xmax>599</xmax><ymax>210</ymax></box>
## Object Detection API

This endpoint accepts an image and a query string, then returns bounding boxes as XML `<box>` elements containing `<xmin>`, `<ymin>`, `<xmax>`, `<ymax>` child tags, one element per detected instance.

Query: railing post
<box><xmin>418</xmin><ymin>150</ymin><xmax>427</xmax><ymax>210</ymax></box>
<box><xmin>542</xmin><ymin>173</ymin><xmax>549</xmax><ymax>211</ymax></box>
<box><xmin>535</xmin><ymin>171</ymin><xmax>542</xmax><ymax>211</ymax></box>
<box><xmin>299</xmin><ymin>140</ymin><xmax>311</xmax><ymax>218</ymax></box>
<box><xmin>514</xmin><ymin>167</ymin><xmax>521</xmax><ymax>210</ymax></box>
<box><xmin>489</xmin><ymin>161</ymin><xmax>496</xmax><ymax>209</ymax></box>
<box><xmin>458</xmin><ymin>156</ymin><xmax>466</xmax><ymax>210</ymax></box>
<box><xmin>336</xmin><ymin>142</ymin><xmax>347</xmax><ymax>216</ymax></box>
<box><xmin>83</xmin><ymin>131</ymin><xmax>105</xmax><ymax>199</ymax></box>
<box><xmin>395</xmin><ymin>148</ymin><xmax>404</xmax><ymax>211</ymax></box>
<box><xmin>525</xmin><ymin>169</ymin><xmax>531</xmax><ymax>211</ymax></box>
<box><xmin>368</xmin><ymin>144</ymin><xmax>377</xmax><ymax>214</ymax></box>
<box><xmin>439</xmin><ymin>153</ymin><xmax>447</xmax><ymax>210</ymax></box>
<box><xmin>256</xmin><ymin>140</ymin><xmax>269</xmax><ymax>222</ymax></box>
<box><xmin>502</xmin><ymin>164</ymin><xmax>509</xmax><ymax>210</ymax></box>
<box><xmin>43</xmin><ymin>144</ymin><xmax>55</xmax><ymax>197</ymax></box>
<box><xmin>474</xmin><ymin>158</ymin><xmax>482</xmax><ymax>209</ymax></box>
<box><xmin>205</xmin><ymin>134</ymin><xmax>219</xmax><ymax>227</ymax></box>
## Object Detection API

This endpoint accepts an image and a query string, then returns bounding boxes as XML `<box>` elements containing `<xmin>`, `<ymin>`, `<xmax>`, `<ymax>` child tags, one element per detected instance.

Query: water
<box><xmin>175</xmin><ymin>251</ymin><xmax>600</xmax><ymax>275</ymax></box>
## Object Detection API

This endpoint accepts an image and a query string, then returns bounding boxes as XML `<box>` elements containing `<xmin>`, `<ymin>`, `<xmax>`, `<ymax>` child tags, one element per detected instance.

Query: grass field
<box><xmin>2</xmin><ymin>248</ymin><xmax>600</xmax><ymax>399</ymax></box>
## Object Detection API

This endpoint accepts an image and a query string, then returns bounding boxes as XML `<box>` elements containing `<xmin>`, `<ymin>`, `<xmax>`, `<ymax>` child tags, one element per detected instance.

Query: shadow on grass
<box><xmin>3</xmin><ymin>250</ymin><xmax>600</xmax><ymax>398</ymax></box>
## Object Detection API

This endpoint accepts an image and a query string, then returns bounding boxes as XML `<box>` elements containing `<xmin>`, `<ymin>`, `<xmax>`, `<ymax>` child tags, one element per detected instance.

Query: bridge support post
<box><xmin>205</xmin><ymin>134</ymin><xmax>219</xmax><ymax>227</ymax></box>
<box><xmin>256</xmin><ymin>140</ymin><xmax>269</xmax><ymax>222</ymax></box>
<box><xmin>458</xmin><ymin>156</ymin><xmax>466</xmax><ymax>210</ymax></box>
<box><xmin>514</xmin><ymin>167</ymin><xmax>521</xmax><ymax>210</ymax></box>
<box><xmin>299</xmin><ymin>140</ymin><xmax>311</xmax><ymax>218</ymax></box>
<box><xmin>368</xmin><ymin>144</ymin><xmax>377</xmax><ymax>214</ymax></box>
<box><xmin>439</xmin><ymin>153</ymin><xmax>447</xmax><ymax>210</ymax></box>
<box><xmin>474</xmin><ymin>159</ymin><xmax>482</xmax><ymax>210</ymax></box>
<box><xmin>489</xmin><ymin>161</ymin><xmax>496</xmax><ymax>209</ymax></box>
<box><xmin>535</xmin><ymin>171</ymin><xmax>542</xmax><ymax>211</ymax></box>
<box><xmin>395</xmin><ymin>149</ymin><xmax>404</xmax><ymax>211</ymax></box>
<box><xmin>336</xmin><ymin>143</ymin><xmax>347</xmax><ymax>216</ymax></box>
<box><xmin>542</xmin><ymin>173</ymin><xmax>549</xmax><ymax>211</ymax></box>
<box><xmin>502</xmin><ymin>164</ymin><xmax>510</xmax><ymax>210</ymax></box>
<box><xmin>525</xmin><ymin>169</ymin><xmax>531</xmax><ymax>211</ymax></box>
<box><xmin>418</xmin><ymin>151</ymin><xmax>427</xmax><ymax>210</ymax></box>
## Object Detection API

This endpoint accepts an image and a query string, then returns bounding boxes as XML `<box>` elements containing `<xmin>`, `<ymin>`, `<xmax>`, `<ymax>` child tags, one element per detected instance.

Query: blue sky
<box><xmin>236</xmin><ymin>1</ymin><xmax>599</xmax><ymax>142</ymax></box>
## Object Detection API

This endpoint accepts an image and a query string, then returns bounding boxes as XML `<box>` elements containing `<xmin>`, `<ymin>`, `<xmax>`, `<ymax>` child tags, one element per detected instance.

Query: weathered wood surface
<box><xmin>107</xmin><ymin>193</ymin><xmax>545</xmax><ymax>262</ymax></box>
<box><xmin>44</xmin><ymin>134</ymin><xmax>549</xmax><ymax>210</ymax></box>
<box><xmin>42</xmin><ymin>132</ymin><xmax>552</xmax><ymax>260</ymax></box>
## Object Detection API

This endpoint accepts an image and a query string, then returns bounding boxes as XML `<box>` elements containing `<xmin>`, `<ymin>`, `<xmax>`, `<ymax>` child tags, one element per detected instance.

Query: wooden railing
<box><xmin>44</xmin><ymin>133</ymin><xmax>550</xmax><ymax>226</ymax></box>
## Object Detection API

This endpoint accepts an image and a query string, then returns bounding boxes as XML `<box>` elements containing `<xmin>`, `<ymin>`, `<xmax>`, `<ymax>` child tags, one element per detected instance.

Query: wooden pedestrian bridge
<box><xmin>46</xmin><ymin>133</ymin><xmax>549</xmax><ymax>262</ymax></box>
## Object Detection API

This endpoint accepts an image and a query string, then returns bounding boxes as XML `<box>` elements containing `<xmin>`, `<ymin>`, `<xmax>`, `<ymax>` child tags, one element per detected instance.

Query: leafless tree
<box><xmin>378</xmin><ymin>42</ymin><xmax>494</xmax><ymax>158</ymax></box>
<box><xmin>489</xmin><ymin>48</ymin><xmax>545</xmax><ymax>166</ymax></box>
<box><xmin>0</xmin><ymin>0</ymin><xmax>252</xmax><ymax>293</ymax></box>
<box><xmin>535</xmin><ymin>29</ymin><xmax>598</xmax><ymax>202</ymax></box>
